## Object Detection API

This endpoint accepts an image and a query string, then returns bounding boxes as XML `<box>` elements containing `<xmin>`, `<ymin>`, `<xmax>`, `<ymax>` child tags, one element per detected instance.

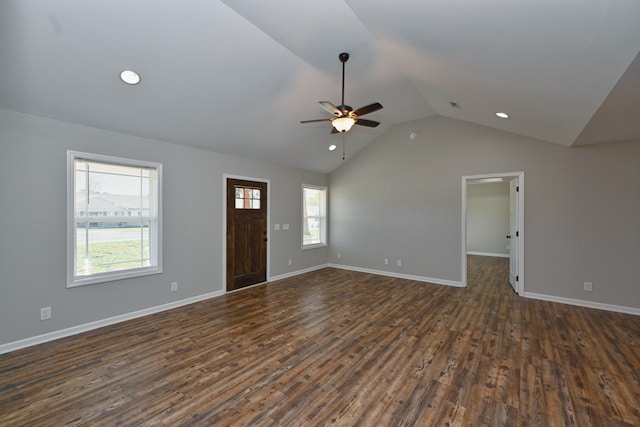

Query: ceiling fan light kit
<box><xmin>332</xmin><ymin>116</ymin><xmax>355</xmax><ymax>132</ymax></box>
<box><xmin>301</xmin><ymin>52</ymin><xmax>383</xmax><ymax>135</ymax></box>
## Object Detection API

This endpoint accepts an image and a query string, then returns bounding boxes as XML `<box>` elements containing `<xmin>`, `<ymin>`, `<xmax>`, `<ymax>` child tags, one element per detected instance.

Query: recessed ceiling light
<box><xmin>495</xmin><ymin>112</ymin><xmax>509</xmax><ymax>119</ymax></box>
<box><xmin>329</xmin><ymin>144</ymin><xmax>337</xmax><ymax>151</ymax></box>
<box><xmin>120</xmin><ymin>70</ymin><xmax>140</xmax><ymax>85</ymax></box>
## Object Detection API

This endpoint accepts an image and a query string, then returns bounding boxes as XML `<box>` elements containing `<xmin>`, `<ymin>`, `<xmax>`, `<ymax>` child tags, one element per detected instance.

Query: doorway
<box><xmin>461</xmin><ymin>172</ymin><xmax>524</xmax><ymax>295</ymax></box>
<box><xmin>226</xmin><ymin>177</ymin><xmax>268</xmax><ymax>291</ymax></box>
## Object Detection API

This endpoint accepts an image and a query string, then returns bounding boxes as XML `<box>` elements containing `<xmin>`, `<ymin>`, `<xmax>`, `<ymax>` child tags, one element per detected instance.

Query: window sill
<box><xmin>302</xmin><ymin>243</ymin><xmax>327</xmax><ymax>251</ymax></box>
<box><xmin>67</xmin><ymin>266</ymin><xmax>162</xmax><ymax>288</ymax></box>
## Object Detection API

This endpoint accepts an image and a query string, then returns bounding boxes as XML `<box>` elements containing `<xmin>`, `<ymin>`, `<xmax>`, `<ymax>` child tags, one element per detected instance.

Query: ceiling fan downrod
<box><xmin>339</xmin><ymin>52</ymin><xmax>349</xmax><ymax>108</ymax></box>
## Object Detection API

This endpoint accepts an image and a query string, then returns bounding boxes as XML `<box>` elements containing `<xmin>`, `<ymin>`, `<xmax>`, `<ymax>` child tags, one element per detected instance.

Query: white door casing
<box><xmin>508</xmin><ymin>177</ymin><xmax>519</xmax><ymax>293</ymax></box>
<box><xmin>462</xmin><ymin>172</ymin><xmax>524</xmax><ymax>296</ymax></box>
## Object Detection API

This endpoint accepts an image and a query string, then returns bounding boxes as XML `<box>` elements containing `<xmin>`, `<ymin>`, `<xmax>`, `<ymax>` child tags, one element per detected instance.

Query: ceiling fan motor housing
<box><xmin>336</xmin><ymin>105</ymin><xmax>353</xmax><ymax>116</ymax></box>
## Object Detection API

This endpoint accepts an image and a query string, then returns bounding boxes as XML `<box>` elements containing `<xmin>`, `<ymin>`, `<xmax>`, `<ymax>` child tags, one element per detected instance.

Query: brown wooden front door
<box><xmin>226</xmin><ymin>178</ymin><xmax>268</xmax><ymax>291</ymax></box>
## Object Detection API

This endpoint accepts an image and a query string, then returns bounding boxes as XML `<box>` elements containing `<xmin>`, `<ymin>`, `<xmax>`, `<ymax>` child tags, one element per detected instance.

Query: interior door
<box><xmin>508</xmin><ymin>178</ymin><xmax>519</xmax><ymax>293</ymax></box>
<box><xmin>226</xmin><ymin>178</ymin><xmax>267</xmax><ymax>291</ymax></box>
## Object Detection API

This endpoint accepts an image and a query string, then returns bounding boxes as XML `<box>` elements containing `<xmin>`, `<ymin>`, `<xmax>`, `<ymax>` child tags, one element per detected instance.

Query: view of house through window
<box><xmin>302</xmin><ymin>185</ymin><xmax>327</xmax><ymax>248</ymax></box>
<box><xmin>68</xmin><ymin>152</ymin><xmax>162</xmax><ymax>287</ymax></box>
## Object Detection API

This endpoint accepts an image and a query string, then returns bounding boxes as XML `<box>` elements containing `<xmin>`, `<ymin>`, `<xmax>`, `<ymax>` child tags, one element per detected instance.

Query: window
<box><xmin>67</xmin><ymin>151</ymin><xmax>162</xmax><ymax>287</ymax></box>
<box><xmin>235</xmin><ymin>186</ymin><xmax>261</xmax><ymax>209</ymax></box>
<box><xmin>302</xmin><ymin>185</ymin><xmax>327</xmax><ymax>248</ymax></box>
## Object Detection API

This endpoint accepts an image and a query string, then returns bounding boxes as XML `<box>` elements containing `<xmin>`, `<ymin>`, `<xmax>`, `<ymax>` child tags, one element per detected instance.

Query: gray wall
<box><xmin>0</xmin><ymin>109</ymin><xmax>328</xmax><ymax>346</ymax></box>
<box><xmin>2</xmin><ymin>109</ymin><xmax>639</xmax><ymax>347</ymax></box>
<box><xmin>329</xmin><ymin>116</ymin><xmax>640</xmax><ymax>309</ymax></box>
<box><xmin>467</xmin><ymin>182</ymin><xmax>510</xmax><ymax>256</ymax></box>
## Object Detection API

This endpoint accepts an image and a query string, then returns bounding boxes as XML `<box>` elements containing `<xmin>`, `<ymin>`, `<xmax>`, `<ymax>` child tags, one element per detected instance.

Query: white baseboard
<box><xmin>269</xmin><ymin>263</ymin><xmax>330</xmax><ymax>282</ymax></box>
<box><xmin>6</xmin><ymin>267</ymin><xmax>634</xmax><ymax>355</ymax></box>
<box><xmin>467</xmin><ymin>251</ymin><xmax>509</xmax><ymax>258</ymax></box>
<box><xmin>524</xmin><ymin>292</ymin><xmax>640</xmax><ymax>316</ymax></box>
<box><xmin>0</xmin><ymin>290</ymin><xmax>225</xmax><ymax>355</ymax></box>
<box><xmin>328</xmin><ymin>263</ymin><xmax>464</xmax><ymax>288</ymax></box>
<box><xmin>0</xmin><ymin>265</ymin><xmax>331</xmax><ymax>355</ymax></box>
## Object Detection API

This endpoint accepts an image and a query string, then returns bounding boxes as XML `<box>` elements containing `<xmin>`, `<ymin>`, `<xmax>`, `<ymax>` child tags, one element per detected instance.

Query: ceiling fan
<box><xmin>300</xmin><ymin>52</ymin><xmax>383</xmax><ymax>133</ymax></box>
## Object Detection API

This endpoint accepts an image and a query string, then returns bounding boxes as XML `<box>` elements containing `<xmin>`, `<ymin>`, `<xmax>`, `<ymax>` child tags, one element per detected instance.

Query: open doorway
<box><xmin>461</xmin><ymin>172</ymin><xmax>524</xmax><ymax>295</ymax></box>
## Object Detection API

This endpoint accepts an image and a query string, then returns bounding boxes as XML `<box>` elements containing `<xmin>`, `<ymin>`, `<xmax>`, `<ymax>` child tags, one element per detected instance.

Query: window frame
<box><xmin>67</xmin><ymin>151</ymin><xmax>163</xmax><ymax>287</ymax></box>
<box><xmin>301</xmin><ymin>184</ymin><xmax>327</xmax><ymax>250</ymax></box>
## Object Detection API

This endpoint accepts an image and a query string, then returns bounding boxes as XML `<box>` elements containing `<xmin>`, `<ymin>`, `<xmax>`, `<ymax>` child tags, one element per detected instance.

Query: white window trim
<box><xmin>67</xmin><ymin>151</ymin><xmax>163</xmax><ymax>287</ymax></box>
<box><xmin>301</xmin><ymin>184</ymin><xmax>327</xmax><ymax>250</ymax></box>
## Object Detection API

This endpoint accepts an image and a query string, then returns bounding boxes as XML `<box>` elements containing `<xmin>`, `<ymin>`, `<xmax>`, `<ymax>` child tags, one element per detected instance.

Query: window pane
<box><xmin>303</xmin><ymin>216</ymin><xmax>321</xmax><ymax>245</ymax></box>
<box><xmin>75</xmin><ymin>223</ymin><xmax>150</xmax><ymax>276</ymax></box>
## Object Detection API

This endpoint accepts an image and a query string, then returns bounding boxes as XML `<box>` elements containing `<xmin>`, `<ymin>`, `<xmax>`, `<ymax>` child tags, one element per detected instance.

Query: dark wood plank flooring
<box><xmin>1</xmin><ymin>256</ymin><xmax>639</xmax><ymax>426</ymax></box>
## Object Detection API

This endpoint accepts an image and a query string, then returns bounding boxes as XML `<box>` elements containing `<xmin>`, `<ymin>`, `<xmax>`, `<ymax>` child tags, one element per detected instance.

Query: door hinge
<box><xmin>516</xmin><ymin>231</ymin><xmax>519</xmax><ymax>237</ymax></box>
<box><xmin>516</xmin><ymin>275</ymin><xmax>519</xmax><ymax>282</ymax></box>
<box><xmin>516</xmin><ymin>186</ymin><xmax>519</xmax><ymax>192</ymax></box>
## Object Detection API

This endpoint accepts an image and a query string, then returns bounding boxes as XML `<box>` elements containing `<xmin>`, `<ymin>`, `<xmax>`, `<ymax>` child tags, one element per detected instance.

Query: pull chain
<box><xmin>342</xmin><ymin>133</ymin><xmax>346</xmax><ymax>160</ymax></box>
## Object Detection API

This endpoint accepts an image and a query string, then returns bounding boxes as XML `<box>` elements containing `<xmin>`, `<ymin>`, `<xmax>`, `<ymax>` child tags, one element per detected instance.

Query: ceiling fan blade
<box><xmin>319</xmin><ymin>101</ymin><xmax>341</xmax><ymax>117</ymax></box>
<box><xmin>353</xmin><ymin>102</ymin><xmax>383</xmax><ymax>116</ymax></box>
<box><xmin>355</xmin><ymin>118</ymin><xmax>380</xmax><ymax>128</ymax></box>
<box><xmin>300</xmin><ymin>118</ymin><xmax>332</xmax><ymax>124</ymax></box>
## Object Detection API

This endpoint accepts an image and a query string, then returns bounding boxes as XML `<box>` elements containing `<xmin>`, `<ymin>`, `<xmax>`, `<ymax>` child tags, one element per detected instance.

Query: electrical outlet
<box><xmin>384</xmin><ymin>258</ymin><xmax>389</xmax><ymax>265</ymax></box>
<box><xmin>283</xmin><ymin>224</ymin><xmax>290</xmax><ymax>230</ymax></box>
<box><xmin>584</xmin><ymin>281</ymin><xmax>592</xmax><ymax>291</ymax></box>
<box><xmin>288</xmin><ymin>258</ymin><xmax>293</xmax><ymax>266</ymax></box>
<box><xmin>171</xmin><ymin>282</ymin><xmax>178</xmax><ymax>292</ymax></box>
<box><xmin>337</xmin><ymin>252</ymin><xmax>341</xmax><ymax>259</ymax></box>
<box><xmin>274</xmin><ymin>224</ymin><xmax>280</xmax><ymax>231</ymax></box>
<box><xmin>40</xmin><ymin>306</ymin><xmax>51</xmax><ymax>321</ymax></box>
<box><xmin>397</xmin><ymin>259</ymin><xmax>402</xmax><ymax>267</ymax></box>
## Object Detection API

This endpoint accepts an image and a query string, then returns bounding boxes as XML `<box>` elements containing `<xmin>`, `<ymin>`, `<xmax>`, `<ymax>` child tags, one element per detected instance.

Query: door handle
<box><xmin>263</xmin><ymin>238</ymin><xmax>268</xmax><ymax>242</ymax></box>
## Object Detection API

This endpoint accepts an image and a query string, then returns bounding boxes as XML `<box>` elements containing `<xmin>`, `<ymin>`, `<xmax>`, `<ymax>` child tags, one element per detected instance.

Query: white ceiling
<box><xmin>1</xmin><ymin>0</ymin><xmax>639</xmax><ymax>173</ymax></box>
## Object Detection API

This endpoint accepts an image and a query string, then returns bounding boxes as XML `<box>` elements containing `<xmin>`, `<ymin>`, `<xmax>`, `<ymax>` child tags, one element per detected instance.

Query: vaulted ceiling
<box><xmin>1</xmin><ymin>0</ymin><xmax>639</xmax><ymax>173</ymax></box>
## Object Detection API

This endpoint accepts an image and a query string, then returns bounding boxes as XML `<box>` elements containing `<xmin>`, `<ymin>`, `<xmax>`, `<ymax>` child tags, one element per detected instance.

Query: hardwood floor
<box><xmin>1</xmin><ymin>256</ymin><xmax>639</xmax><ymax>426</ymax></box>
